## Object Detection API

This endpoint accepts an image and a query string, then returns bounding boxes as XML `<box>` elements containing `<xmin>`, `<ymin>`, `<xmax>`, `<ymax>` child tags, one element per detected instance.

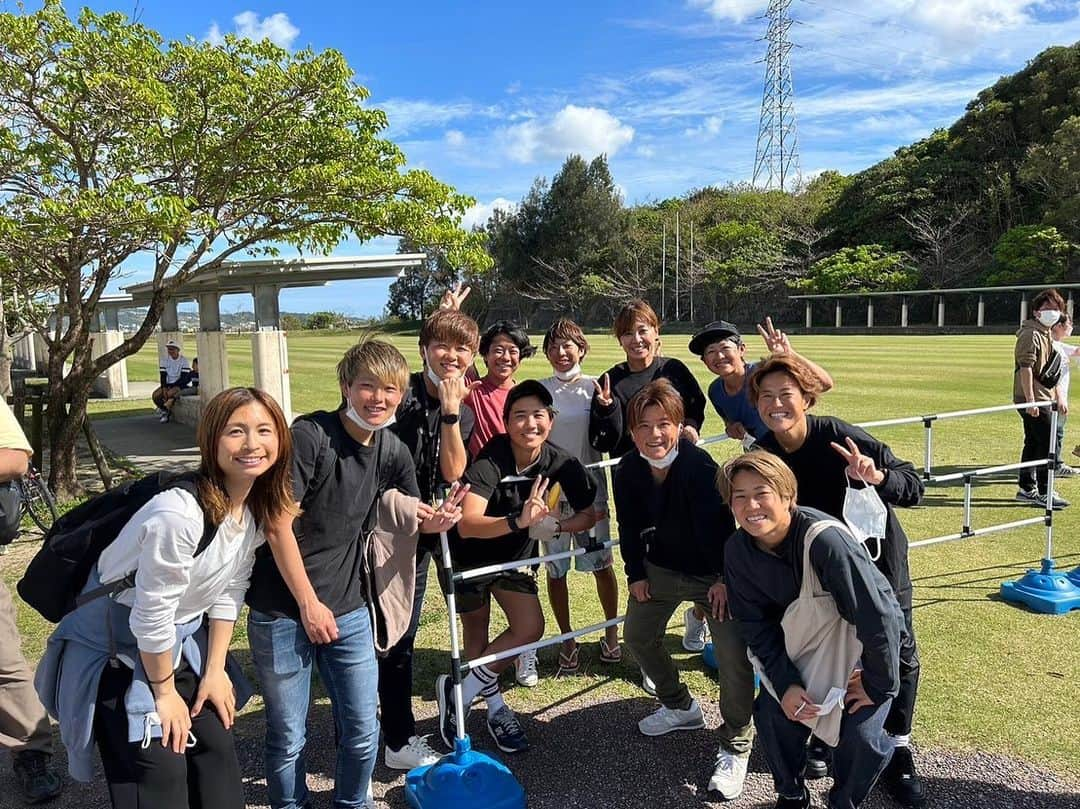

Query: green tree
<box><xmin>280</xmin><ymin>314</ymin><xmax>305</xmax><ymax>331</ymax></box>
<box><xmin>385</xmin><ymin>236</ymin><xmax>456</xmax><ymax>320</ymax></box>
<box><xmin>306</xmin><ymin>311</ymin><xmax>347</xmax><ymax>330</ymax></box>
<box><xmin>987</xmin><ymin>225</ymin><xmax>1073</xmax><ymax>285</ymax></box>
<box><xmin>794</xmin><ymin>245</ymin><xmax>917</xmax><ymax>294</ymax></box>
<box><xmin>0</xmin><ymin>2</ymin><xmax>488</xmax><ymax>496</ymax></box>
<box><xmin>1020</xmin><ymin>115</ymin><xmax>1080</xmax><ymax>244</ymax></box>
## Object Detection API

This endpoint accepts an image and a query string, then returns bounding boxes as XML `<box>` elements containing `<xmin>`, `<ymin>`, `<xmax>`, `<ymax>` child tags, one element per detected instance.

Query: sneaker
<box><xmin>773</xmin><ymin>787</ymin><xmax>811</xmax><ymax>809</ymax></box>
<box><xmin>1015</xmin><ymin>488</ymin><xmax>1041</xmax><ymax>504</ymax></box>
<box><xmin>881</xmin><ymin>745</ymin><xmax>928</xmax><ymax>808</ymax></box>
<box><xmin>435</xmin><ymin>674</ymin><xmax>466</xmax><ymax>749</ymax></box>
<box><xmin>682</xmin><ymin>607</ymin><xmax>709</xmax><ymax>652</ymax></box>
<box><xmin>1056</xmin><ymin>464</ymin><xmax>1077</xmax><ymax>477</ymax></box>
<box><xmin>1039</xmin><ymin>492</ymin><xmax>1070</xmax><ymax>509</ymax></box>
<box><xmin>708</xmin><ymin>747</ymin><xmax>749</xmax><ymax>799</ymax></box>
<box><xmin>638</xmin><ymin>699</ymin><xmax>705</xmax><ymax>736</ymax></box>
<box><xmin>12</xmin><ymin>751</ymin><xmax>63</xmax><ymax>804</ymax></box>
<box><xmin>384</xmin><ymin>734</ymin><xmax>440</xmax><ymax>770</ymax></box>
<box><xmin>486</xmin><ymin>705</ymin><xmax>529</xmax><ymax>753</ymax></box>
<box><xmin>514</xmin><ymin>649</ymin><xmax>538</xmax><ymax>687</ymax></box>
<box><xmin>641</xmin><ymin>670</ymin><xmax>657</xmax><ymax>697</ymax></box>
<box><xmin>159</xmin><ymin>412</ymin><xmax>170</xmax><ymax>424</ymax></box>
<box><xmin>805</xmin><ymin>735</ymin><xmax>830</xmax><ymax>780</ymax></box>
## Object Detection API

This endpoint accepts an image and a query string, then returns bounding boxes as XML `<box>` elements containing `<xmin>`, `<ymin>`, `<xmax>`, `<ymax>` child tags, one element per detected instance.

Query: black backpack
<box><xmin>18</xmin><ymin>471</ymin><xmax>217</xmax><ymax>623</ymax></box>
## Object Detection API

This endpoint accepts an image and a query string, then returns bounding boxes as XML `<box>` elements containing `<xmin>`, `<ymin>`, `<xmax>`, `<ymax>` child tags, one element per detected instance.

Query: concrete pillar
<box><xmin>160</xmin><ymin>299</ymin><xmax>180</xmax><ymax>333</ymax></box>
<box><xmin>977</xmin><ymin>295</ymin><xmax>985</xmax><ymax>327</ymax></box>
<box><xmin>196</xmin><ymin>331</ymin><xmax>230</xmax><ymax>404</ymax></box>
<box><xmin>1020</xmin><ymin>297</ymin><xmax>1028</xmax><ymax>324</ymax></box>
<box><xmin>937</xmin><ymin>295</ymin><xmax>945</xmax><ymax>328</ymax></box>
<box><xmin>104</xmin><ymin>307</ymin><xmax>120</xmax><ymax>331</ymax></box>
<box><xmin>252</xmin><ymin>329</ymin><xmax>292</xmax><ymax>421</ymax></box>
<box><xmin>198</xmin><ymin>293</ymin><xmax>222</xmax><ymax>332</ymax></box>
<box><xmin>11</xmin><ymin>333</ymin><xmax>33</xmax><ymax>370</ymax></box>
<box><xmin>834</xmin><ymin>300</ymin><xmax>842</xmax><ymax>328</ymax></box>
<box><xmin>901</xmin><ymin>297</ymin><xmax>909</xmax><ymax>328</ymax></box>
<box><xmin>32</xmin><ymin>333</ymin><xmax>49</xmax><ymax>371</ymax></box>
<box><xmin>253</xmin><ymin>284</ymin><xmax>281</xmax><ymax>330</ymax></box>
<box><xmin>805</xmin><ymin>301</ymin><xmax>812</xmax><ymax>329</ymax></box>
<box><xmin>866</xmin><ymin>300</ymin><xmax>874</xmax><ymax>328</ymax></box>
<box><xmin>90</xmin><ymin>330</ymin><xmax>129</xmax><ymax>398</ymax></box>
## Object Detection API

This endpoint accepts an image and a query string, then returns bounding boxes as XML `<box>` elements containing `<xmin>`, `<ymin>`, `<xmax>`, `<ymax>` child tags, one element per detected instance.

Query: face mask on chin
<box><xmin>344</xmin><ymin>404</ymin><xmax>396</xmax><ymax>433</ymax></box>
<box><xmin>641</xmin><ymin>432</ymin><xmax>681</xmax><ymax>469</ymax></box>
<box><xmin>1038</xmin><ymin>310</ymin><xmax>1061</xmax><ymax>328</ymax></box>
<box><xmin>554</xmin><ymin>363</ymin><xmax>582</xmax><ymax>382</ymax></box>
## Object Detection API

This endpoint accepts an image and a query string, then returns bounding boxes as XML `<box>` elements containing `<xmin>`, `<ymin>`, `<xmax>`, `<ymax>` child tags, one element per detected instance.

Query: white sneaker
<box><xmin>682</xmin><ymin>607</ymin><xmax>709</xmax><ymax>652</ymax></box>
<box><xmin>384</xmin><ymin>734</ymin><xmax>440</xmax><ymax>770</ymax></box>
<box><xmin>708</xmin><ymin>747</ymin><xmax>749</xmax><ymax>799</ymax></box>
<box><xmin>515</xmin><ymin>649</ymin><xmax>539</xmax><ymax>687</ymax></box>
<box><xmin>159</xmin><ymin>413</ymin><xmax>170</xmax><ymax>424</ymax></box>
<box><xmin>641</xmin><ymin>671</ymin><xmax>657</xmax><ymax>697</ymax></box>
<box><xmin>638</xmin><ymin>699</ymin><xmax>705</xmax><ymax>736</ymax></box>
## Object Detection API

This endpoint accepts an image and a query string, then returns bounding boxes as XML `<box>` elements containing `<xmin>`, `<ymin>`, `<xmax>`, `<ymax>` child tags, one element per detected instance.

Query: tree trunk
<box><xmin>0</xmin><ymin>290</ymin><xmax>10</xmax><ymax>397</ymax></box>
<box><xmin>46</xmin><ymin>340</ymin><xmax>97</xmax><ymax>500</ymax></box>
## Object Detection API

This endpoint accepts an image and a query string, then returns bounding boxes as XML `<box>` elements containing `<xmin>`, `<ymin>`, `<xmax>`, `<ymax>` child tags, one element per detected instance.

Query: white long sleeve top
<box><xmin>96</xmin><ymin>488</ymin><xmax>264</xmax><ymax>654</ymax></box>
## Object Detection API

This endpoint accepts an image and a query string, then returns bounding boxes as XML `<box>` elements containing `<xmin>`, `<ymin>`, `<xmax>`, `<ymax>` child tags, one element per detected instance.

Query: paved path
<box><xmin>91</xmin><ymin>413</ymin><xmax>199</xmax><ymax>474</ymax></box>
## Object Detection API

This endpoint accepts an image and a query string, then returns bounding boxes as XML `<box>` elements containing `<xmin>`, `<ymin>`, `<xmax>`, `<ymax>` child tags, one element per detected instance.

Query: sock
<box><xmin>460</xmin><ymin>664</ymin><xmax>498</xmax><ymax>706</ymax></box>
<box><xmin>480</xmin><ymin>680</ymin><xmax>506</xmax><ymax>714</ymax></box>
<box><xmin>890</xmin><ymin>733</ymin><xmax>911</xmax><ymax>749</ymax></box>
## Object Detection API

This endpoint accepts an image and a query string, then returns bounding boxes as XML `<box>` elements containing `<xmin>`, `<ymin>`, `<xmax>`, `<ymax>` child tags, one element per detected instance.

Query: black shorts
<box><xmin>440</xmin><ymin>567</ymin><xmax>538</xmax><ymax>614</ymax></box>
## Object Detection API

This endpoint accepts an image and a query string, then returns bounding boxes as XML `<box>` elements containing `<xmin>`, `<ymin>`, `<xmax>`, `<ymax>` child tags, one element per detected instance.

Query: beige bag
<box><xmin>750</xmin><ymin>518</ymin><xmax>863</xmax><ymax>747</ymax></box>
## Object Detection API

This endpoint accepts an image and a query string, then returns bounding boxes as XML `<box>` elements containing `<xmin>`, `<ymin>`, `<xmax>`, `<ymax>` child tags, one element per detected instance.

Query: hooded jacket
<box><xmin>1014</xmin><ymin>318</ymin><xmax>1055</xmax><ymax>404</ymax></box>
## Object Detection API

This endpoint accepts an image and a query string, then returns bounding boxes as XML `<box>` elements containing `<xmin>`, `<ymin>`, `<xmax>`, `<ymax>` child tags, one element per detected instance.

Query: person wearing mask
<box><xmin>614</xmin><ymin>380</ymin><xmax>755</xmax><ymax>801</ymax></box>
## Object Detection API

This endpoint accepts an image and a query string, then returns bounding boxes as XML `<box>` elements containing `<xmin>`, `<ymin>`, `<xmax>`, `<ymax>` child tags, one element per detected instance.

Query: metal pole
<box><xmin>689</xmin><ymin>220</ymin><xmax>694</xmax><ymax>323</ymax></box>
<box><xmin>438</xmin><ymin>530</ymin><xmax>468</xmax><ymax>743</ymax></box>
<box><xmin>1046</xmin><ymin>406</ymin><xmax>1058</xmax><ymax>561</ymax></box>
<box><xmin>962</xmin><ymin>477</ymin><xmax>972</xmax><ymax>535</ymax></box>
<box><xmin>923</xmin><ymin>417</ymin><xmax>934</xmax><ymax>481</ymax></box>
<box><xmin>675</xmin><ymin>210</ymin><xmax>680</xmax><ymax>321</ymax></box>
<box><xmin>661</xmin><ymin>222</ymin><xmax>666</xmax><ymax>320</ymax></box>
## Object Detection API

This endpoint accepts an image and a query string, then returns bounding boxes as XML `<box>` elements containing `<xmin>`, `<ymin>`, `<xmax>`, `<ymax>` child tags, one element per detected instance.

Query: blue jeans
<box><xmin>248</xmin><ymin>605</ymin><xmax>379</xmax><ymax>809</ymax></box>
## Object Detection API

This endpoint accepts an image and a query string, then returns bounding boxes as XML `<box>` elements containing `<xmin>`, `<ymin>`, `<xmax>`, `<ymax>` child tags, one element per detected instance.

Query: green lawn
<box><xmin>70</xmin><ymin>329</ymin><xmax>1080</xmax><ymax>775</ymax></box>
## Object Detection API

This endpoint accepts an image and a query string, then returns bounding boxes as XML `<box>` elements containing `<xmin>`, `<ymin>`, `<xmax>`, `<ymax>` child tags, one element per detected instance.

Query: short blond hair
<box><xmin>716</xmin><ymin>450</ymin><xmax>798</xmax><ymax>506</ymax></box>
<box><xmin>627</xmin><ymin>379</ymin><xmax>684</xmax><ymax>432</ymax></box>
<box><xmin>337</xmin><ymin>338</ymin><xmax>410</xmax><ymax>390</ymax></box>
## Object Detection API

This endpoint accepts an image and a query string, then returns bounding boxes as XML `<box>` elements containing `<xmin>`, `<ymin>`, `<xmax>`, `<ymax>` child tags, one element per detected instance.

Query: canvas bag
<box><xmin>749</xmin><ymin>518</ymin><xmax>864</xmax><ymax>747</ymax></box>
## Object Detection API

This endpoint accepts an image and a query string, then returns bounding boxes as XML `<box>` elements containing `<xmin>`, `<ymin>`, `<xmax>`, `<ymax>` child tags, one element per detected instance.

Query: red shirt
<box><xmin>466</xmin><ymin>377</ymin><xmax>511</xmax><ymax>457</ymax></box>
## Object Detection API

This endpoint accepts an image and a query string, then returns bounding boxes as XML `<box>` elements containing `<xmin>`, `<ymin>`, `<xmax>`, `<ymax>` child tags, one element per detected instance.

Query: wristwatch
<box><xmin>440</xmin><ymin>413</ymin><xmax>460</xmax><ymax>425</ymax></box>
<box><xmin>506</xmin><ymin>511</ymin><xmax>520</xmax><ymax>531</ymax></box>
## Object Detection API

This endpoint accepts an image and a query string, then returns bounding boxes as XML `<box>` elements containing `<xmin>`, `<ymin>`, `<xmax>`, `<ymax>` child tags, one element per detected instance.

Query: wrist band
<box><xmin>148</xmin><ymin>672</ymin><xmax>175</xmax><ymax>685</ymax></box>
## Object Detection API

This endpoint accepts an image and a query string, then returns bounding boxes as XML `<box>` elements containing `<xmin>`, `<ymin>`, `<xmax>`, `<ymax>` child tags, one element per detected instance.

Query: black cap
<box><xmin>502</xmin><ymin>379</ymin><xmax>554</xmax><ymax>421</ymax></box>
<box><xmin>688</xmin><ymin>321</ymin><xmax>742</xmax><ymax>356</ymax></box>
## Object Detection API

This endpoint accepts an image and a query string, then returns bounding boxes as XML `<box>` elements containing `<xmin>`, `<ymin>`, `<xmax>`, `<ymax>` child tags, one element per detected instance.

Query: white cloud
<box><xmin>689</xmin><ymin>0</ymin><xmax>768</xmax><ymax>24</ymax></box>
<box><xmin>445</xmin><ymin>129</ymin><xmax>466</xmax><ymax>147</ymax></box>
<box><xmin>684</xmin><ymin>115</ymin><xmax>725</xmax><ymax>138</ymax></box>
<box><xmin>499</xmin><ymin>104</ymin><xmax>635</xmax><ymax>163</ymax></box>
<box><xmin>205</xmin><ymin>11</ymin><xmax>299</xmax><ymax>49</ymax></box>
<box><xmin>910</xmin><ymin>0</ymin><xmax>1038</xmax><ymax>37</ymax></box>
<box><xmin>378</xmin><ymin>99</ymin><xmax>495</xmax><ymax>136</ymax></box>
<box><xmin>460</xmin><ymin>198</ymin><xmax>518</xmax><ymax>231</ymax></box>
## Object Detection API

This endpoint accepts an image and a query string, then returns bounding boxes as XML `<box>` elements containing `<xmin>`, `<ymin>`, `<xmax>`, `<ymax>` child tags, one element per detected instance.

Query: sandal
<box><xmin>599</xmin><ymin>637</ymin><xmax>622</xmax><ymax>664</ymax></box>
<box><xmin>557</xmin><ymin>644</ymin><xmax>580</xmax><ymax>675</ymax></box>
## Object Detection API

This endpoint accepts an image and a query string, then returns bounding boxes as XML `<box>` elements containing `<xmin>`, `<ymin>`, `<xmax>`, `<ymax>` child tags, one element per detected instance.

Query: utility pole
<box><xmin>689</xmin><ymin>220</ymin><xmax>694</xmax><ymax>323</ymax></box>
<box><xmin>661</xmin><ymin>221</ymin><xmax>667</xmax><ymax>320</ymax></box>
<box><xmin>674</xmin><ymin>210</ymin><xmax>680</xmax><ymax>322</ymax></box>
<box><xmin>753</xmin><ymin>0</ymin><xmax>800</xmax><ymax>191</ymax></box>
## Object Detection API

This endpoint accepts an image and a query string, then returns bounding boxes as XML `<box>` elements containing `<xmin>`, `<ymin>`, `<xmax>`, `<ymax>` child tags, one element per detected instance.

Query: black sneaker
<box><xmin>773</xmin><ymin>786</ymin><xmax>811</xmax><ymax>809</ymax></box>
<box><xmin>435</xmin><ymin>674</ymin><xmax>466</xmax><ymax>749</ymax></box>
<box><xmin>12</xmin><ymin>751</ymin><xmax>63</xmax><ymax>805</ymax></box>
<box><xmin>881</xmin><ymin>746</ymin><xmax>928</xmax><ymax>808</ymax></box>
<box><xmin>804</xmin><ymin>736</ymin><xmax>830</xmax><ymax>780</ymax></box>
<box><xmin>486</xmin><ymin>705</ymin><xmax>528</xmax><ymax>753</ymax></box>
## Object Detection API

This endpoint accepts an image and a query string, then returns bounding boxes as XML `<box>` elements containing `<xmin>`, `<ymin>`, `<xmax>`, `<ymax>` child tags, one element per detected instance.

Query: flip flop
<box><xmin>599</xmin><ymin>637</ymin><xmax>622</xmax><ymax>664</ymax></box>
<box><xmin>557</xmin><ymin>644</ymin><xmax>580</xmax><ymax>675</ymax></box>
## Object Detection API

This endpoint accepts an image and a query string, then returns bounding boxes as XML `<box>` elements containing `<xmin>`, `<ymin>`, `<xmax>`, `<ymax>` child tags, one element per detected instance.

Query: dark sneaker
<box><xmin>435</xmin><ymin>674</ymin><xmax>467</xmax><ymax>749</ymax></box>
<box><xmin>12</xmin><ymin>751</ymin><xmax>63</xmax><ymax>804</ymax></box>
<box><xmin>1015</xmin><ymin>488</ymin><xmax>1041</xmax><ymax>504</ymax></box>
<box><xmin>486</xmin><ymin>705</ymin><xmax>529</xmax><ymax>753</ymax></box>
<box><xmin>774</xmin><ymin>786</ymin><xmax>811</xmax><ymax>809</ymax></box>
<box><xmin>881</xmin><ymin>746</ymin><xmax>928</xmax><ymax>808</ymax></box>
<box><xmin>804</xmin><ymin>736</ymin><xmax>830</xmax><ymax>780</ymax></box>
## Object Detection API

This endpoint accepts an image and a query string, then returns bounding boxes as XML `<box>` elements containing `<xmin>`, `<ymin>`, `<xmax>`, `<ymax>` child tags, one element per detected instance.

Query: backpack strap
<box><xmin>294</xmin><ymin>414</ymin><xmax>335</xmax><ymax>509</ymax></box>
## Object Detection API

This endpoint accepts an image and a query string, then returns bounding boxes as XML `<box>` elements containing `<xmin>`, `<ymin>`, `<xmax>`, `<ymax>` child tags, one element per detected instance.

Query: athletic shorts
<box><xmin>543</xmin><ymin>498</ymin><xmax>613</xmax><ymax>578</ymax></box>
<box><xmin>439</xmin><ymin>567</ymin><xmax>538</xmax><ymax>614</ymax></box>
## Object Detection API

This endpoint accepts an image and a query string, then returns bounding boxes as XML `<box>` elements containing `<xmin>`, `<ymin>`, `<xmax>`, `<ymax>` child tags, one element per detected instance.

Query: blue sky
<box><xmin>30</xmin><ymin>0</ymin><xmax>1080</xmax><ymax>315</ymax></box>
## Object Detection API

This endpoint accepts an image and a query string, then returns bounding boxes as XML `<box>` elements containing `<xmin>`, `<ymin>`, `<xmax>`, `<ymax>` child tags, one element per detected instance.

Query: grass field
<box><xmin>66</xmin><ymin>329</ymin><xmax>1080</xmax><ymax>776</ymax></box>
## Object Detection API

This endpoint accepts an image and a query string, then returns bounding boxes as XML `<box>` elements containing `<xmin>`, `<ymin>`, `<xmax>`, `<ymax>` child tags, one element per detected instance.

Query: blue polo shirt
<box><xmin>707</xmin><ymin>361</ymin><xmax>769</xmax><ymax>438</ymax></box>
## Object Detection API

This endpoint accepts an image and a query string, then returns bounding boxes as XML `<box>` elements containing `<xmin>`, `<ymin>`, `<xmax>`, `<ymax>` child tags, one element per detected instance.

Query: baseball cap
<box><xmin>688</xmin><ymin>321</ymin><xmax>742</xmax><ymax>356</ymax></box>
<box><xmin>502</xmin><ymin>379</ymin><xmax>555</xmax><ymax>420</ymax></box>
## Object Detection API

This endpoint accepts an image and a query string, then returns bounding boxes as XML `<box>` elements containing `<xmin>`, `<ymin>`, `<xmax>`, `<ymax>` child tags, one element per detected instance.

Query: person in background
<box><xmin>1050</xmin><ymin>313</ymin><xmax>1080</xmax><ymax>476</ymax></box>
<box><xmin>0</xmin><ymin>399</ymin><xmax>64</xmax><ymax>804</ymax></box>
<box><xmin>179</xmin><ymin>358</ymin><xmax>200</xmax><ymax>397</ymax></box>
<box><xmin>1013</xmin><ymin>288</ymin><xmax>1069</xmax><ymax>509</ymax></box>
<box><xmin>614</xmin><ymin>379</ymin><xmax>754</xmax><ymax>800</ymax></box>
<box><xmin>538</xmin><ymin>318</ymin><xmax>621</xmax><ymax>675</ymax></box>
<box><xmin>439</xmin><ymin>380</ymin><xmax>598</xmax><ymax>755</ymax></box>
<box><xmin>720</xmin><ymin>450</ymin><xmax>905</xmax><ymax>809</ymax></box>
<box><xmin>152</xmin><ymin>340</ymin><xmax>192</xmax><ymax>423</ymax></box>
<box><xmin>750</xmin><ymin>355</ymin><xmax>927</xmax><ymax>808</ymax></box>
<box><xmin>465</xmin><ymin>321</ymin><xmax>536</xmax><ymax>458</ymax></box>
<box><xmin>379</xmin><ymin>309</ymin><xmax>478</xmax><ymax>771</ymax></box>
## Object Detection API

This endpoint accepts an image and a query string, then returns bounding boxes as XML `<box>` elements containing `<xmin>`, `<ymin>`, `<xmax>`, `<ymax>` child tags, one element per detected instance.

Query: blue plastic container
<box><xmin>1000</xmin><ymin>559</ymin><xmax>1080</xmax><ymax>615</ymax></box>
<box><xmin>404</xmin><ymin>736</ymin><xmax>526</xmax><ymax>809</ymax></box>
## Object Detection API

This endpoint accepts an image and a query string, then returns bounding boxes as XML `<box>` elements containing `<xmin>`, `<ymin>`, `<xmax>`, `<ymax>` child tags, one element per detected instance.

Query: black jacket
<box><xmin>725</xmin><ymin>507</ymin><xmax>906</xmax><ymax>706</ymax></box>
<box><xmin>612</xmin><ymin>440</ymin><xmax>734</xmax><ymax>583</ymax></box>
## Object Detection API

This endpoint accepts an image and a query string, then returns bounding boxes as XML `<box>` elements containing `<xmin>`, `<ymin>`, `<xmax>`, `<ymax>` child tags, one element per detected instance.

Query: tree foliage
<box><xmin>988</xmin><ymin>225</ymin><xmax>1074</xmax><ymax>285</ymax></box>
<box><xmin>794</xmin><ymin>245</ymin><xmax>918</xmax><ymax>294</ymax></box>
<box><xmin>385</xmin><ymin>236</ymin><xmax>457</xmax><ymax>320</ymax></box>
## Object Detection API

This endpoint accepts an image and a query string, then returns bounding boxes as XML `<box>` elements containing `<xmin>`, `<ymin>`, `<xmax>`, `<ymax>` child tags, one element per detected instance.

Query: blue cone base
<box><xmin>1068</xmin><ymin>565</ymin><xmax>1080</xmax><ymax>588</ymax></box>
<box><xmin>702</xmin><ymin>641</ymin><xmax>717</xmax><ymax>670</ymax></box>
<box><xmin>1000</xmin><ymin>559</ymin><xmax>1080</xmax><ymax>615</ymax></box>
<box><xmin>404</xmin><ymin>735</ymin><xmax>526</xmax><ymax>809</ymax></box>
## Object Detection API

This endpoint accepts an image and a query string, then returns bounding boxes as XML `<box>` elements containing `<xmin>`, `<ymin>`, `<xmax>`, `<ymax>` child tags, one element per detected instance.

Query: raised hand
<box><xmin>420</xmin><ymin>483</ymin><xmax>469</xmax><ymax>534</ymax></box>
<box><xmin>439</xmin><ymin>282</ymin><xmax>471</xmax><ymax>311</ymax></box>
<box><xmin>518</xmin><ymin>476</ymin><xmax>551</xmax><ymax>527</ymax></box>
<box><xmin>438</xmin><ymin>374</ymin><xmax>468</xmax><ymax>416</ymax></box>
<box><xmin>681</xmin><ymin>424</ymin><xmax>700</xmax><ymax>444</ymax></box>
<box><xmin>757</xmin><ymin>316</ymin><xmax>792</xmax><ymax>355</ymax></box>
<box><xmin>829</xmin><ymin>436</ymin><xmax>884</xmax><ymax>485</ymax></box>
<box><xmin>593</xmin><ymin>373</ymin><xmax>613</xmax><ymax>407</ymax></box>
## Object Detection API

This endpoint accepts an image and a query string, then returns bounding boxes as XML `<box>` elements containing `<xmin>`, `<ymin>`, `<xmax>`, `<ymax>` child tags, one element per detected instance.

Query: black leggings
<box><xmin>94</xmin><ymin>662</ymin><xmax>244</xmax><ymax>809</ymax></box>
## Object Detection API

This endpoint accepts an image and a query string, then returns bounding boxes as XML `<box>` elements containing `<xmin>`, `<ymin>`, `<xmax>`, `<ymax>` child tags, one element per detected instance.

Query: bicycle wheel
<box><xmin>18</xmin><ymin>470</ymin><xmax>58</xmax><ymax>533</ymax></box>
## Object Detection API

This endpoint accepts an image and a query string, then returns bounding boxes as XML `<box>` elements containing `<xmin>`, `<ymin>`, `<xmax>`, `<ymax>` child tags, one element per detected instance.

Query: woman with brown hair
<box><xmin>38</xmin><ymin>387</ymin><xmax>296</xmax><ymax>809</ymax></box>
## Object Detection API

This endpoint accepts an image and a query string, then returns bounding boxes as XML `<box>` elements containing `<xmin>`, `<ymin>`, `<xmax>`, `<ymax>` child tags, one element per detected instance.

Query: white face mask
<box><xmin>842</xmin><ymin>474</ymin><xmax>887</xmax><ymax>561</ymax></box>
<box><xmin>344</xmin><ymin>404</ymin><xmax>396</xmax><ymax>433</ymax></box>
<box><xmin>641</xmin><ymin>433</ymin><xmax>680</xmax><ymax>469</ymax></box>
<box><xmin>554</xmin><ymin>363</ymin><xmax>582</xmax><ymax>382</ymax></box>
<box><xmin>1038</xmin><ymin>309</ymin><xmax>1061</xmax><ymax>328</ymax></box>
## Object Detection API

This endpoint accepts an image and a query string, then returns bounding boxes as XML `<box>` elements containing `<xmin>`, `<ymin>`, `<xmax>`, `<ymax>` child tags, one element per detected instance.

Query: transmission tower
<box><xmin>753</xmin><ymin>0</ymin><xmax>800</xmax><ymax>191</ymax></box>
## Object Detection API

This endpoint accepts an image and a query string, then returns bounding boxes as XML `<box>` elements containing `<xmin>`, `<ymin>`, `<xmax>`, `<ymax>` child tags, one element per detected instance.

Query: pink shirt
<box><xmin>466</xmin><ymin>378</ymin><xmax>511</xmax><ymax>457</ymax></box>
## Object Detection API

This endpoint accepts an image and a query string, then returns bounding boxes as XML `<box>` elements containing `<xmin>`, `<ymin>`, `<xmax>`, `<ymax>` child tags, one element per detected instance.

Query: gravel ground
<box><xmin>2</xmin><ymin>688</ymin><xmax>1076</xmax><ymax>809</ymax></box>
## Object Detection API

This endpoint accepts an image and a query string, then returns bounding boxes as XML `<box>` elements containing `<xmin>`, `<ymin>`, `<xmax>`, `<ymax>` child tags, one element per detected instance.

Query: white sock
<box><xmin>890</xmin><ymin>733</ymin><xmax>911</xmax><ymax>748</ymax></box>
<box><xmin>483</xmin><ymin>687</ymin><xmax>506</xmax><ymax>714</ymax></box>
<box><xmin>460</xmin><ymin>664</ymin><xmax>498</xmax><ymax>706</ymax></box>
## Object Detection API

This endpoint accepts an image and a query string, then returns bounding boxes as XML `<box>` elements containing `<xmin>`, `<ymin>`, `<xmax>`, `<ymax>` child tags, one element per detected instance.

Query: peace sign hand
<box><xmin>439</xmin><ymin>282</ymin><xmax>471</xmax><ymax>311</ymax></box>
<box><xmin>829</xmin><ymin>436</ymin><xmax>885</xmax><ymax>485</ymax></box>
<box><xmin>757</xmin><ymin>316</ymin><xmax>792</xmax><ymax>355</ymax></box>
<box><xmin>519</xmin><ymin>476</ymin><xmax>551</xmax><ymax>527</ymax></box>
<box><xmin>420</xmin><ymin>482</ymin><xmax>470</xmax><ymax>534</ymax></box>
<box><xmin>593</xmin><ymin>374</ymin><xmax>613</xmax><ymax>407</ymax></box>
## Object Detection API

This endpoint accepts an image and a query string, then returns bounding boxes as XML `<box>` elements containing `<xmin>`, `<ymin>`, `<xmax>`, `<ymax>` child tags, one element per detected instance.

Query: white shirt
<box><xmin>97</xmin><ymin>488</ymin><xmax>264</xmax><ymax>654</ymax></box>
<box><xmin>160</xmin><ymin>354</ymin><xmax>192</xmax><ymax>385</ymax></box>
<box><xmin>540</xmin><ymin>374</ymin><xmax>607</xmax><ymax>506</ymax></box>
<box><xmin>1054</xmin><ymin>340</ymin><xmax>1079</xmax><ymax>402</ymax></box>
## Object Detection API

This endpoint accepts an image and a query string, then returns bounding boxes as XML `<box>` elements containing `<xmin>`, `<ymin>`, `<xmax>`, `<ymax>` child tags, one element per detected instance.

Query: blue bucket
<box><xmin>404</xmin><ymin>736</ymin><xmax>526</xmax><ymax>809</ymax></box>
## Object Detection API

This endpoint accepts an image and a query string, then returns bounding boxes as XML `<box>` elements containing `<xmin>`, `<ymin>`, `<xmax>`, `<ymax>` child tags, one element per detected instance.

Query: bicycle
<box><xmin>17</xmin><ymin>465</ymin><xmax>58</xmax><ymax>534</ymax></box>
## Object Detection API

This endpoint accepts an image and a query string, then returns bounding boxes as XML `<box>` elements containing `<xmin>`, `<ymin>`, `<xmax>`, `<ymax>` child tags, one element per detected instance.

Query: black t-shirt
<box><xmin>455</xmin><ymin>434</ymin><xmax>597</xmax><ymax>570</ymax></box>
<box><xmin>246</xmin><ymin>409</ymin><xmax>420</xmax><ymax>619</ymax></box>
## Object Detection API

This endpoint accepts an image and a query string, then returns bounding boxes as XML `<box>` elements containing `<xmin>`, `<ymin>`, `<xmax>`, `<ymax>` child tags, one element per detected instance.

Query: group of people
<box><xmin>0</xmin><ymin>289</ymin><xmax>945</xmax><ymax>809</ymax></box>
